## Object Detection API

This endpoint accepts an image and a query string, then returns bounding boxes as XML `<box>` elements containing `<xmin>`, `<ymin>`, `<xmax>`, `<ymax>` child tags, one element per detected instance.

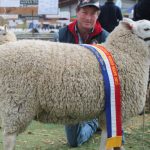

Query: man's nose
<box><xmin>86</xmin><ymin>14</ymin><xmax>92</xmax><ymax>20</ymax></box>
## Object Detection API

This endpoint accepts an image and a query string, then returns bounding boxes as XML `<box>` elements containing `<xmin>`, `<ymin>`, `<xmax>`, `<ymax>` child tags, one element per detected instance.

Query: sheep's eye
<box><xmin>144</xmin><ymin>28</ymin><xmax>150</xmax><ymax>31</ymax></box>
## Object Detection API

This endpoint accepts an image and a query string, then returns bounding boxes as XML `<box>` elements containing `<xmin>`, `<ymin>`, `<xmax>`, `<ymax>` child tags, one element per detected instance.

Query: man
<box><xmin>57</xmin><ymin>1</ymin><xmax>125</xmax><ymax>149</ymax></box>
<box><xmin>98</xmin><ymin>0</ymin><xmax>123</xmax><ymax>33</ymax></box>
<box><xmin>58</xmin><ymin>0</ymin><xmax>108</xmax><ymax>44</ymax></box>
<box><xmin>133</xmin><ymin>0</ymin><xmax>150</xmax><ymax>21</ymax></box>
<box><xmin>57</xmin><ymin>0</ymin><xmax>109</xmax><ymax>147</ymax></box>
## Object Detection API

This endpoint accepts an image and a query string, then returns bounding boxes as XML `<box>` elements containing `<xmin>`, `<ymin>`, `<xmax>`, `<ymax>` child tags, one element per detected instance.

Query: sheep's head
<box><xmin>121</xmin><ymin>18</ymin><xmax>150</xmax><ymax>48</ymax></box>
<box><xmin>0</xmin><ymin>24</ymin><xmax>17</xmax><ymax>45</ymax></box>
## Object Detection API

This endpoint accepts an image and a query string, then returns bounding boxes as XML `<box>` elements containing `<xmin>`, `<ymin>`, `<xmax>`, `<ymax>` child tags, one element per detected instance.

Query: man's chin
<box><xmin>83</xmin><ymin>26</ymin><xmax>92</xmax><ymax>31</ymax></box>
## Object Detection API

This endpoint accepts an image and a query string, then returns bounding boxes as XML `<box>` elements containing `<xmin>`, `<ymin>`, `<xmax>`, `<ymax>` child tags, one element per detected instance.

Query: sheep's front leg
<box><xmin>99</xmin><ymin>129</ymin><xmax>125</xmax><ymax>150</ymax></box>
<box><xmin>3</xmin><ymin>130</ymin><xmax>16</xmax><ymax>150</ymax></box>
<box><xmin>99</xmin><ymin>129</ymin><xmax>107</xmax><ymax>150</ymax></box>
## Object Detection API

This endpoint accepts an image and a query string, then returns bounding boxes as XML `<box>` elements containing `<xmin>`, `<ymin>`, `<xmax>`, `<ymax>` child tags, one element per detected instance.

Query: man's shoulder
<box><xmin>59</xmin><ymin>26</ymin><xmax>69</xmax><ymax>42</ymax></box>
<box><xmin>101</xmin><ymin>29</ymin><xmax>109</xmax><ymax>38</ymax></box>
<box><xmin>94</xmin><ymin>29</ymin><xmax>109</xmax><ymax>43</ymax></box>
<box><xmin>59</xmin><ymin>26</ymin><xmax>68</xmax><ymax>36</ymax></box>
<box><xmin>115</xmin><ymin>5</ymin><xmax>121</xmax><ymax>10</ymax></box>
<box><xmin>58</xmin><ymin>25</ymin><xmax>75</xmax><ymax>43</ymax></box>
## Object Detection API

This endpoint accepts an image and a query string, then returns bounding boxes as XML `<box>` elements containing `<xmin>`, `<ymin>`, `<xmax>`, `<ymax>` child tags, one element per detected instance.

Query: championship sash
<box><xmin>81</xmin><ymin>44</ymin><xmax>122</xmax><ymax>149</ymax></box>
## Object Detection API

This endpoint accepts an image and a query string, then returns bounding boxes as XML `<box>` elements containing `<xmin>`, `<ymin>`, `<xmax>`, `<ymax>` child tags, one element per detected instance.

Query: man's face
<box><xmin>76</xmin><ymin>6</ymin><xmax>99</xmax><ymax>31</ymax></box>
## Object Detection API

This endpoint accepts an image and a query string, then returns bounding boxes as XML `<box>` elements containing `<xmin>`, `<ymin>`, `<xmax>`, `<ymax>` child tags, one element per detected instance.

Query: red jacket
<box><xmin>59</xmin><ymin>20</ymin><xmax>108</xmax><ymax>44</ymax></box>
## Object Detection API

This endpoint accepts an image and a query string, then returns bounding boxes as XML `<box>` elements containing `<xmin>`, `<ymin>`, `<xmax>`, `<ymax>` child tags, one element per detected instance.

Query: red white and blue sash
<box><xmin>81</xmin><ymin>44</ymin><xmax>122</xmax><ymax>149</ymax></box>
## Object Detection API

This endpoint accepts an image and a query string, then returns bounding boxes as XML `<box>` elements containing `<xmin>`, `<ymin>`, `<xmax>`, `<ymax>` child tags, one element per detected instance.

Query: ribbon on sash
<box><xmin>81</xmin><ymin>44</ymin><xmax>122</xmax><ymax>149</ymax></box>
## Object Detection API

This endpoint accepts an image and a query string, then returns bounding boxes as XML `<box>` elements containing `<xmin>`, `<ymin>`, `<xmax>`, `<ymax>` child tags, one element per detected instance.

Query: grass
<box><xmin>0</xmin><ymin>114</ymin><xmax>150</xmax><ymax>150</ymax></box>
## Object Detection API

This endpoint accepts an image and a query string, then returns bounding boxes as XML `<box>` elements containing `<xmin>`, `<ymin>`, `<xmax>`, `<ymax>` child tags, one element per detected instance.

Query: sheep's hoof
<box><xmin>114</xmin><ymin>146</ymin><xmax>125</xmax><ymax>150</ymax></box>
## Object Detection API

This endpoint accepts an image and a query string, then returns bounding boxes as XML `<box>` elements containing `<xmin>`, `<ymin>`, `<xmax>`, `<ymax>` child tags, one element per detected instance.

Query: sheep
<box><xmin>0</xmin><ymin>25</ymin><xmax>17</xmax><ymax>45</ymax></box>
<box><xmin>0</xmin><ymin>25</ymin><xmax>17</xmax><ymax>126</ymax></box>
<box><xmin>0</xmin><ymin>18</ymin><xmax>149</xmax><ymax>150</ymax></box>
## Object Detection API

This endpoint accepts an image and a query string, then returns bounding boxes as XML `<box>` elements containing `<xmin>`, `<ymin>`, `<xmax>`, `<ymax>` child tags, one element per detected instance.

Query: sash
<box><xmin>81</xmin><ymin>44</ymin><xmax>122</xmax><ymax>149</ymax></box>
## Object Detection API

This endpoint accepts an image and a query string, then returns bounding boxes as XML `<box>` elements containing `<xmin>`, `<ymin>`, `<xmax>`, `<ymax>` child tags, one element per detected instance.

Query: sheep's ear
<box><xmin>120</xmin><ymin>18</ymin><xmax>136</xmax><ymax>31</ymax></box>
<box><xmin>4</xmin><ymin>24</ymin><xmax>8</xmax><ymax>33</ymax></box>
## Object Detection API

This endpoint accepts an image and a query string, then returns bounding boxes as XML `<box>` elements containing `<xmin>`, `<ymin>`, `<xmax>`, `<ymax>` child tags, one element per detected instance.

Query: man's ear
<box><xmin>120</xmin><ymin>18</ymin><xmax>136</xmax><ymax>30</ymax></box>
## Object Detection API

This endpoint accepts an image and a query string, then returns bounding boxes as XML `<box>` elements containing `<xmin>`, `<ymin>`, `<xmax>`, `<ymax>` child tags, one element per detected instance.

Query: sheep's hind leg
<box><xmin>3</xmin><ymin>131</ymin><xmax>17</xmax><ymax>150</ymax></box>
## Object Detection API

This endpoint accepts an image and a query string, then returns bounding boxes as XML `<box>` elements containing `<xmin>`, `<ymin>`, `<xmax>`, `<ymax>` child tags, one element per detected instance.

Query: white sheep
<box><xmin>0</xmin><ymin>25</ymin><xmax>17</xmax><ymax>45</ymax></box>
<box><xmin>0</xmin><ymin>18</ymin><xmax>150</xmax><ymax>150</ymax></box>
<box><xmin>0</xmin><ymin>25</ymin><xmax>17</xmax><ymax>127</ymax></box>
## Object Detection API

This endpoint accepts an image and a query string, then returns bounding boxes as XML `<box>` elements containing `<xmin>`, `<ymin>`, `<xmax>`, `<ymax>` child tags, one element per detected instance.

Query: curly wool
<box><xmin>0</xmin><ymin>19</ymin><xmax>150</xmax><ymax>150</ymax></box>
<box><xmin>0</xmin><ymin>40</ymin><xmax>105</xmax><ymax>133</ymax></box>
<box><xmin>103</xmin><ymin>24</ymin><xmax>149</xmax><ymax>121</ymax></box>
<box><xmin>0</xmin><ymin>31</ymin><xmax>149</xmax><ymax>132</ymax></box>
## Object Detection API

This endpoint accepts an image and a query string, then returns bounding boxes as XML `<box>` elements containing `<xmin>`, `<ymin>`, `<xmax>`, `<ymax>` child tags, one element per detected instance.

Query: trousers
<box><xmin>65</xmin><ymin>119</ymin><xmax>99</xmax><ymax>147</ymax></box>
<box><xmin>65</xmin><ymin>119</ymin><xmax>125</xmax><ymax>147</ymax></box>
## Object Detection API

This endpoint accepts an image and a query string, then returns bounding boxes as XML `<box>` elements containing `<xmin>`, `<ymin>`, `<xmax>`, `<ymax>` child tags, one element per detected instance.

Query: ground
<box><xmin>0</xmin><ymin>114</ymin><xmax>150</xmax><ymax>150</ymax></box>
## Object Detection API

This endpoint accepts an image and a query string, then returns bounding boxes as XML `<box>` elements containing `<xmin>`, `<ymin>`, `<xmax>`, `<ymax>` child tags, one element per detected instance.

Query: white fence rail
<box><xmin>11</xmin><ymin>28</ymin><xmax>58</xmax><ymax>41</ymax></box>
<box><xmin>15</xmin><ymin>32</ymin><xmax>55</xmax><ymax>41</ymax></box>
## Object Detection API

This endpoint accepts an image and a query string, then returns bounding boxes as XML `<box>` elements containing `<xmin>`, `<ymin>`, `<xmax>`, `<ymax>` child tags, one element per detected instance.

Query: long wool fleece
<box><xmin>0</xmin><ymin>40</ymin><xmax>105</xmax><ymax>133</ymax></box>
<box><xmin>103</xmin><ymin>25</ymin><xmax>149</xmax><ymax>121</ymax></box>
<box><xmin>0</xmin><ymin>23</ymin><xmax>149</xmax><ymax>134</ymax></box>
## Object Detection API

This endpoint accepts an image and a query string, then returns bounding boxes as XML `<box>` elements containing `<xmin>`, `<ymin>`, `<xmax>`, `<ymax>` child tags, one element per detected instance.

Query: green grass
<box><xmin>0</xmin><ymin>114</ymin><xmax>150</xmax><ymax>150</ymax></box>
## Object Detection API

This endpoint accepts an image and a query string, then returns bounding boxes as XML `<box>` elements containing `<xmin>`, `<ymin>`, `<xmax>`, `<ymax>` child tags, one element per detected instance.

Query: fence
<box><xmin>15</xmin><ymin>32</ymin><xmax>56</xmax><ymax>41</ymax></box>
